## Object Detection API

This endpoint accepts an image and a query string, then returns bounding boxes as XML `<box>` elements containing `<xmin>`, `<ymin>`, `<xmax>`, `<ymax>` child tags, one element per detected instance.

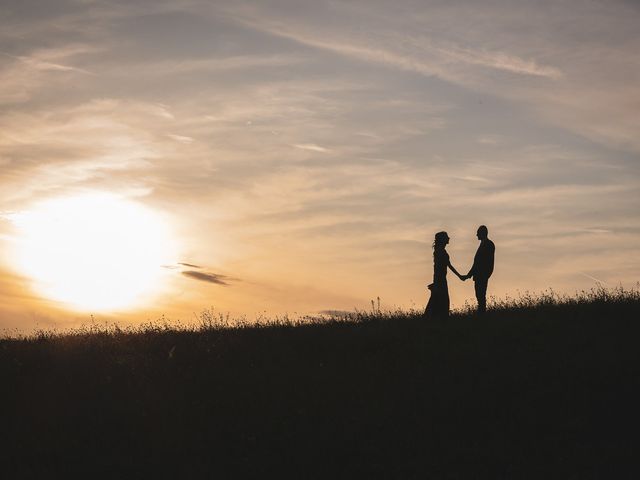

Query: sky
<box><xmin>1</xmin><ymin>0</ymin><xmax>639</xmax><ymax>331</ymax></box>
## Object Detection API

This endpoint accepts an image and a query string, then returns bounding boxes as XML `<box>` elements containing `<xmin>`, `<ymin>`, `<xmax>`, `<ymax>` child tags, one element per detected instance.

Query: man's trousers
<box><xmin>474</xmin><ymin>277</ymin><xmax>489</xmax><ymax>314</ymax></box>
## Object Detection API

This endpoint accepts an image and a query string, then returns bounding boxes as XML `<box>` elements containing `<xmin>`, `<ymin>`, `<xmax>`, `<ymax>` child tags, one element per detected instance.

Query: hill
<box><xmin>2</xmin><ymin>287</ymin><xmax>639</xmax><ymax>478</ymax></box>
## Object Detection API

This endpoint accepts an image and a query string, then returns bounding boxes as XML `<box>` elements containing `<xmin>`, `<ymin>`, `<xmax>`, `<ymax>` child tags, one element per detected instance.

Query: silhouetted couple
<box><xmin>424</xmin><ymin>225</ymin><xmax>495</xmax><ymax>319</ymax></box>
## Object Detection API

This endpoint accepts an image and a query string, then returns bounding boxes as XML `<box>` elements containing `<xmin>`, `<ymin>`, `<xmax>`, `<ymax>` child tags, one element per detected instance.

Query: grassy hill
<box><xmin>2</xmin><ymin>287</ymin><xmax>639</xmax><ymax>478</ymax></box>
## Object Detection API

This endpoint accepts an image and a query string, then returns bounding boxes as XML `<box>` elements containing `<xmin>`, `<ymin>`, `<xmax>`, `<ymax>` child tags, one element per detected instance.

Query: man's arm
<box><xmin>466</xmin><ymin>249</ymin><xmax>479</xmax><ymax>278</ymax></box>
<box><xmin>487</xmin><ymin>241</ymin><xmax>495</xmax><ymax>277</ymax></box>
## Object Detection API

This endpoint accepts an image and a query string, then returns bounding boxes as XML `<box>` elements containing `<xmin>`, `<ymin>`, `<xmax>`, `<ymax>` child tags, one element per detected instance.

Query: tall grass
<box><xmin>3</xmin><ymin>285</ymin><xmax>638</xmax><ymax>340</ymax></box>
<box><xmin>1</xmin><ymin>285</ymin><xmax>639</xmax><ymax>478</ymax></box>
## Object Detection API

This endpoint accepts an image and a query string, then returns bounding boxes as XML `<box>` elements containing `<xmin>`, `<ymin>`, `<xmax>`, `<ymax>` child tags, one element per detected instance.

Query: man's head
<box><xmin>477</xmin><ymin>225</ymin><xmax>488</xmax><ymax>240</ymax></box>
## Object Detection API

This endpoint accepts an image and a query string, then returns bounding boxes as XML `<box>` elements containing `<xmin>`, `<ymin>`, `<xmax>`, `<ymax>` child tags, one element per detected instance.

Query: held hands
<box><xmin>458</xmin><ymin>273</ymin><xmax>470</xmax><ymax>281</ymax></box>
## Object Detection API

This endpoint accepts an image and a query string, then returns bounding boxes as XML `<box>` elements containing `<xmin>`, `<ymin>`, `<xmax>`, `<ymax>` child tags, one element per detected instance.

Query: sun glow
<box><xmin>11</xmin><ymin>193</ymin><xmax>177</xmax><ymax>311</ymax></box>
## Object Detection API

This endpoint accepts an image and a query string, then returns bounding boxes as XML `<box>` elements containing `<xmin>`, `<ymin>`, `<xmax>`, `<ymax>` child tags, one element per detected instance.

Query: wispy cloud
<box><xmin>11</xmin><ymin>54</ymin><xmax>93</xmax><ymax>75</ymax></box>
<box><xmin>114</xmin><ymin>54</ymin><xmax>305</xmax><ymax>77</ymax></box>
<box><xmin>0</xmin><ymin>45</ymin><xmax>99</xmax><ymax>104</ymax></box>
<box><xmin>579</xmin><ymin>272</ymin><xmax>608</xmax><ymax>285</ymax></box>
<box><xmin>219</xmin><ymin>1</ymin><xmax>639</xmax><ymax>153</ymax></box>
<box><xmin>293</xmin><ymin>143</ymin><xmax>330</xmax><ymax>153</ymax></box>
<box><xmin>178</xmin><ymin>262</ymin><xmax>203</xmax><ymax>269</ymax></box>
<box><xmin>431</xmin><ymin>43</ymin><xmax>562</xmax><ymax>79</ymax></box>
<box><xmin>476</xmin><ymin>135</ymin><xmax>504</xmax><ymax>146</ymax></box>
<box><xmin>222</xmin><ymin>4</ymin><xmax>562</xmax><ymax>84</ymax></box>
<box><xmin>182</xmin><ymin>270</ymin><xmax>231</xmax><ymax>286</ymax></box>
<box><xmin>167</xmin><ymin>134</ymin><xmax>195</xmax><ymax>144</ymax></box>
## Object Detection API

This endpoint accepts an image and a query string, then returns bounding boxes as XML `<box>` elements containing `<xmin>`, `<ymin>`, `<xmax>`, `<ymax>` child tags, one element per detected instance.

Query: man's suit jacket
<box><xmin>469</xmin><ymin>239</ymin><xmax>495</xmax><ymax>281</ymax></box>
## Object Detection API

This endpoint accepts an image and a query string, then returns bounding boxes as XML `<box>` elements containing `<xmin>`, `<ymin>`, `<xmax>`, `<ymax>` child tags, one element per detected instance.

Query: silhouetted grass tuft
<box><xmin>2</xmin><ymin>286</ymin><xmax>639</xmax><ymax>478</ymax></box>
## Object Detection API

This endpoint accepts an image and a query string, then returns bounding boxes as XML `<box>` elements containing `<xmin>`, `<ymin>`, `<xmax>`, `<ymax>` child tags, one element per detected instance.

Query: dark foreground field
<box><xmin>2</xmin><ymin>289</ymin><xmax>640</xmax><ymax>479</ymax></box>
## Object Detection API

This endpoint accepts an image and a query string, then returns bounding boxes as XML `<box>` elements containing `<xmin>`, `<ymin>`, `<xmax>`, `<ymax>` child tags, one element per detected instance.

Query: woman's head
<box><xmin>433</xmin><ymin>231</ymin><xmax>449</xmax><ymax>250</ymax></box>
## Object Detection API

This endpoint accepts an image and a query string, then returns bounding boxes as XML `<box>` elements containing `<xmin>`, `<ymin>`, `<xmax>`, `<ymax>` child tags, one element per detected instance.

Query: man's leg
<box><xmin>474</xmin><ymin>278</ymin><xmax>488</xmax><ymax>315</ymax></box>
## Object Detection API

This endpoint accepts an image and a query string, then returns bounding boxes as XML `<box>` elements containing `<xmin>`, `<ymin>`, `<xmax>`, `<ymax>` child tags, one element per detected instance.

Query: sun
<box><xmin>11</xmin><ymin>193</ymin><xmax>177</xmax><ymax>312</ymax></box>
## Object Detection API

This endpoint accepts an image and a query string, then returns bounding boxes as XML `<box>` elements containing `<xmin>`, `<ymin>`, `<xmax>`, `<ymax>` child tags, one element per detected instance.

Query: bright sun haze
<box><xmin>10</xmin><ymin>193</ymin><xmax>176</xmax><ymax>312</ymax></box>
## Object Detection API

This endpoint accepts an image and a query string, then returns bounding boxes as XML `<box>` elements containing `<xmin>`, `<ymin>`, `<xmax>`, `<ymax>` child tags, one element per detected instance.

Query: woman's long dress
<box><xmin>424</xmin><ymin>248</ymin><xmax>450</xmax><ymax>319</ymax></box>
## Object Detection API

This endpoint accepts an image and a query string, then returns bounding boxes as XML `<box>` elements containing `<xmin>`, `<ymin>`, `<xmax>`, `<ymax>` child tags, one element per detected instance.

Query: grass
<box><xmin>2</xmin><ymin>286</ymin><xmax>639</xmax><ymax>478</ymax></box>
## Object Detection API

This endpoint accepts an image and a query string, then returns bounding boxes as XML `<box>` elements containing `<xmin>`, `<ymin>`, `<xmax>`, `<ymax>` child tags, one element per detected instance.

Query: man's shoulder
<box><xmin>484</xmin><ymin>239</ymin><xmax>495</xmax><ymax>251</ymax></box>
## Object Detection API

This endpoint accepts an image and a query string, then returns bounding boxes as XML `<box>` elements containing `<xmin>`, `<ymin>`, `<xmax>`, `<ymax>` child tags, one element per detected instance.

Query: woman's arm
<box><xmin>448</xmin><ymin>260</ymin><xmax>464</xmax><ymax>280</ymax></box>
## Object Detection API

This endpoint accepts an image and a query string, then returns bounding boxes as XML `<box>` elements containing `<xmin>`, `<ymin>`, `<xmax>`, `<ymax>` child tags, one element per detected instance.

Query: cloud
<box><xmin>176</xmin><ymin>262</ymin><xmax>235</xmax><ymax>288</ymax></box>
<box><xmin>178</xmin><ymin>262</ymin><xmax>203</xmax><ymax>269</ymax></box>
<box><xmin>293</xmin><ymin>143</ymin><xmax>330</xmax><ymax>153</ymax></box>
<box><xmin>430</xmin><ymin>43</ymin><xmax>562</xmax><ymax>79</ymax></box>
<box><xmin>219</xmin><ymin>1</ymin><xmax>639</xmax><ymax>153</ymax></box>
<box><xmin>476</xmin><ymin>135</ymin><xmax>504</xmax><ymax>146</ymax></box>
<box><xmin>167</xmin><ymin>134</ymin><xmax>195</xmax><ymax>144</ymax></box>
<box><xmin>221</xmin><ymin>3</ymin><xmax>562</xmax><ymax>84</ymax></box>
<box><xmin>579</xmin><ymin>228</ymin><xmax>612</xmax><ymax>234</ymax></box>
<box><xmin>114</xmin><ymin>54</ymin><xmax>305</xmax><ymax>78</ymax></box>
<box><xmin>579</xmin><ymin>272</ymin><xmax>608</xmax><ymax>285</ymax></box>
<box><xmin>12</xmin><ymin>54</ymin><xmax>93</xmax><ymax>75</ymax></box>
<box><xmin>0</xmin><ymin>99</ymin><xmax>169</xmax><ymax>206</ymax></box>
<box><xmin>182</xmin><ymin>270</ymin><xmax>231</xmax><ymax>286</ymax></box>
<box><xmin>0</xmin><ymin>45</ymin><xmax>100</xmax><ymax>105</ymax></box>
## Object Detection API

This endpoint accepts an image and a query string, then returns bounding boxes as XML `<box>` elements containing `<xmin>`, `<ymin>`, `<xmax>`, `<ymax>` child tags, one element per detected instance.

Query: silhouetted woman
<box><xmin>424</xmin><ymin>231</ymin><xmax>464</xmax><ymax>319</ymax></box>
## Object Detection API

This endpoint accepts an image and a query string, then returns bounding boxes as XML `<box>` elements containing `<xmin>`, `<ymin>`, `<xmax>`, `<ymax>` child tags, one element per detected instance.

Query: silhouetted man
<box><xmin>463</xmin><ymin>225</ymin><xmax>495</xmax><ymax>315</ymax></box>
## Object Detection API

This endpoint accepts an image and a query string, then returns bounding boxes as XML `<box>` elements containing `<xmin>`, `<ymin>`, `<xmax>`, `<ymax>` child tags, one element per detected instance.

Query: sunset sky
<box><xmin>1</xmin><ymin>0</ymin><xmax>639</xmax><ymax>331</ymax></box>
